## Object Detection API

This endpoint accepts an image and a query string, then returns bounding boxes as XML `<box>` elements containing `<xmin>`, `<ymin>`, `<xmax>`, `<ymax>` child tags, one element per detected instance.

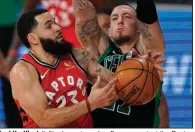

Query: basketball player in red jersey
<box><xmin>2</xmin><ymin>0</ymin><xmax>114</xmax><ymax>79</ymax></box>
<box><xmin>9</xmin><ymin>9</ymin><xmax>118</xmax><ymax>128</ymax></box>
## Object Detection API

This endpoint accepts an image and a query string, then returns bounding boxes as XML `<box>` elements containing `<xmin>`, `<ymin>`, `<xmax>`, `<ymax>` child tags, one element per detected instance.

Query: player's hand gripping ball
<box><xmin>114</xmin><ymin>57</ymin><xmax>161</xmax><ymax>105</ymax></box>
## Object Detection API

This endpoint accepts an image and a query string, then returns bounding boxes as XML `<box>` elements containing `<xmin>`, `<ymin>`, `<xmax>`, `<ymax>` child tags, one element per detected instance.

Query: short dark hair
<box><xmin>17</xmin><ymin>9</ymin><xmax>47</xmax><ymax>48</ymax></box>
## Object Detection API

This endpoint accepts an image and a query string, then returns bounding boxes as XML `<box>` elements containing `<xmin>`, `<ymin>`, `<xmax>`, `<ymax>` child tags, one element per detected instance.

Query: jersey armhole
<box><xmin>69</xmin><ymin>51</ymin><xmax>88</xmax><ymax>76</ymax></box>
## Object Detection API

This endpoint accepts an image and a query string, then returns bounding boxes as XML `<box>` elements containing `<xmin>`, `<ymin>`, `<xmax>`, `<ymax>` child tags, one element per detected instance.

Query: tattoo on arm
<box><xmin>73</xmin><ymin>0</ymin><xmax>88</xmax><ymax>10</ymax></box>
<box><xmin>138</xmin><ymin>21</ymin><xmax>152</xmax><ymax>38</ymax></box>
<box><xmin>73</xmin><ymin>0</ymin><xmax>108</xmax><ymax>56</ymax></box>
<box><xmin>72</xmin><ymin>49</ymin><xmax>98</xmax><ymax>70</ymax></box>
<box><xmin>72</xmin><ymin>49</ymin><xmax>113</xmax><ymax>85</ymax></box>
<box><xmin>81</xmin><ymin>17</ymin><xmax>101</xmax><ymax>37</ymax></box>
<box><xmin>76</xmin><ymin>16</ymin><xmax>101</xmax><ymax>40</ymax></box>
<box><xmin>72</xmin><ymin>49</ymin><xmax>90</xmax><ymax>68</ymax></box>
<box><xmin>135</xmin><ymin>21</ymin><xmax>153</xmax><ymax>55</ymax></box>
<box><xmin>76</xmin><ymin>16</ymin><xmax>103</xmax><ymax>54</ymax></box>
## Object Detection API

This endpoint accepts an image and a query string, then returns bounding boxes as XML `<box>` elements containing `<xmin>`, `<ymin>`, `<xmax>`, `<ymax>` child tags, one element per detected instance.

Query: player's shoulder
<box><xmin>10</xmin><ymin>60</ymin><xmax>41</xmax><ymax>100</ymax></box>
<box><xmin>10</xmin><ymin>60</ymin><xmax>38</xmax><ymax>80</ymax></box>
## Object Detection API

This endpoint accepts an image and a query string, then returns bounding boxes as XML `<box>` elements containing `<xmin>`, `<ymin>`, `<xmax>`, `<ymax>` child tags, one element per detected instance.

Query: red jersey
<box><xmin>41</xmin><ymin>0</ymin><xmax>81</xmax><ymax>48</ymax></box>
<box><xmin>15</xmin><ymin>52</ymin><xmax>93</xmax><ymax>128</ymax></box>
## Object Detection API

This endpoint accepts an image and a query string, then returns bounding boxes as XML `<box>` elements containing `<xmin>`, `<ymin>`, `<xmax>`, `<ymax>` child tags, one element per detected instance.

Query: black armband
<box><xmin>136</xmin><ymin>0</ymin><xmax>158</xmax><ymax>24</ymax></box>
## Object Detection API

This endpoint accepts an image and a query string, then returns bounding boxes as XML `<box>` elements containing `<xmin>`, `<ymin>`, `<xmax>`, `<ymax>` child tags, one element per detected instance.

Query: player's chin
<box><xmin>117</xmin><ymin>34</ymin><xmax>127</xmax><ymax>39</ymax></box>
<box><xmin>117</xmin><ymin>31</ymin><xmax>126</xmax><ymax>37</ymax></box>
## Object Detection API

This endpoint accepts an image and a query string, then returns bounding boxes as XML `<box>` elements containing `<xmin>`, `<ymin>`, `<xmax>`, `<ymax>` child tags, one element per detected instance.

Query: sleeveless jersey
<box><xmin>92</xmin><ymin>42</ymin><xmax>162</xmax><ymax>128</ymax></box>
<box><xmin>15</xmin><ymin>51</ymin><xmax>93</xmax><ymax>128</ymax></box>
<box><xmin>41</xmin><ymin>0</ymin><xmax>81</xmax><ymax>48</ymax></box>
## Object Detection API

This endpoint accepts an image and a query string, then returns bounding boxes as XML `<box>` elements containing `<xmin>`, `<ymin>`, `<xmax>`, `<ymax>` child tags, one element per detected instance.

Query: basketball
<box><xmin>114</xmin><ymin>58</ymin><xmax>161</xmax><ymax>105</ymax></box>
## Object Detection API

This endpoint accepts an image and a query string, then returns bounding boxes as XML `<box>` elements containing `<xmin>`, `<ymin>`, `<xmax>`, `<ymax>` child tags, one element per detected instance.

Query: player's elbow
<box><xmin>37</xmin><ymin>110</ymin><xmax>64</xmax><ymax>128</ymax></box>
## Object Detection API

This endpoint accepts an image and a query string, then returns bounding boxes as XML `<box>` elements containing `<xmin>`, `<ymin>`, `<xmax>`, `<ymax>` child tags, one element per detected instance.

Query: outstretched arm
<box><xmin>159</xmin><ymin>91</ymin><xmax>169</xmax><ymax>128</ymax></box>
<box><xmin>72</xmin><ymin>48</ymin><xmax>114</xmax><ymax>85</ymax></box>
<box><xmin>73</xmin><ymin>0</ymin><xmax>109</xmax><ymax>58</ymax></box>
<box><xmin>136</xmin><ymin>0</ymin><xmax>165</xmax><ymax>55</ymax></box>
<box><xmin>135</xmin><ymin>0</ymin><xmax>165</xmax><ymax>81</ymax></box>
<box><xmin>135</xmin><ymin>1</ymin><xmax>168</xmax><ymax>127</ymax></box>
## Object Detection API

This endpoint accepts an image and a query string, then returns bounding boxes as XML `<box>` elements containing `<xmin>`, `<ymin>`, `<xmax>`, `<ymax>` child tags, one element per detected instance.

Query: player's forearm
<box><xmin>73</xmin><ymin>0</ymin><xmax>94</xmax><ymax>17</ymax></box>
<box><xmin>87</xmin><ymin>62</ymin><xmax>114</xmax><ymax>86</ymax></box>
<box><xmin>72</xmin><ymin>49</ymin><xmax>113</xmax><ymax>86</ymax></box>
<box><xmin>136</xmin><ymin>0</ymin><xmax>164</xmax><ymax>54</ymax></box>
<box><xmin>73</xmin><ymin>0</ymin><xmax>102</xmax><ymax>49</ymax></box>
<box><xmin>38</xmin><ymin>100</ymin><xmax>92</xmax><ymax>128</ymax></box>
<box><xmin>73</xmin><ymin>0</ymin><xmax>100</xmax><ymax>36</ymax></box>
<box><xmin>136</xmin><ymin>0</ymin><xmax>158</xmax><ymax>24</ymax></box>
<box><xmin>159</xmin><ymin>92</ymin><xmax>169</xmax><ymax>128</ymax></box>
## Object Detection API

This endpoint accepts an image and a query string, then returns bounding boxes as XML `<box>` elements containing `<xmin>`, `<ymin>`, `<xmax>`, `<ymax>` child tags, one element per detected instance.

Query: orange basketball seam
<box><xmin>116</xmin><ymin>59</ymin><xmax>144</xmax><ymax>94</ymax></box>
<box><xmin>128</xmin><ymin>59</ymin><xmax>150</xmax><ymax>105</ymax></box>
<box><xmin>115</xmin><ymin>59</ymin><xmax>161</xmax><ymax>105</ymax></box>
<box><xmin>115</xmin><ymin>68</ymin><xmax>160</xmax><ymax>82</ymax></box>
<box><xmin>115</xmin><ymin>58</ymin><xmax>144</xmax><ymax>75</ymax></box>
<box><xmin>117</xmin><ymin>69</ymin><xmax>144</xmax><ymax>94</ymax></box>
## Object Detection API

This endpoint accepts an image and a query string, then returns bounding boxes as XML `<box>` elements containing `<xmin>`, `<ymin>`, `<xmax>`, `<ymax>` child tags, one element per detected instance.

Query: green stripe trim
<box><xmin>153</xmin><ymin>82</ymin><xmax>163</xmax><ymax>128</ymax></box>
<box><xmin>98</xmin><ymin>44</ymin><xmax>113</xmax><ymax>63</ymax></box>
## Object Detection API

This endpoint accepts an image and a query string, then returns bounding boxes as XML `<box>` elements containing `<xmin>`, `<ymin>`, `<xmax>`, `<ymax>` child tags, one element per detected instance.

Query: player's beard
<box><xmin>112</xmin><ymin>34</ymin><xmax>131</xmax><ymax>45</ymax></box>
<box><xmin>40</xmin><ymin>38</ymin><xmax>72</xmax><ymax>56</ymax></box>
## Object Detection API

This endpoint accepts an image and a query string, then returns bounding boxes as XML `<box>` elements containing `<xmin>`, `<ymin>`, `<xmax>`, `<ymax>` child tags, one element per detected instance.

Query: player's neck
<box><xmin>119</xmin><ymin>39</ymin><xmax>137</xmax><ymax>54</ymax></box>
<box><xmin>29</xmin><ymin>48</ymin><xmax>58</xmax><ymax>66</ymax></box>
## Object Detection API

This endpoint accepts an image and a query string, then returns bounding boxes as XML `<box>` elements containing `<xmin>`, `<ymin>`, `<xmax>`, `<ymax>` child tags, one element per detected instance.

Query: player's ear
<box><xmin>27</xmin><ymin>33</ymin><xmax>39</xmax><ymax>46</ymax></box>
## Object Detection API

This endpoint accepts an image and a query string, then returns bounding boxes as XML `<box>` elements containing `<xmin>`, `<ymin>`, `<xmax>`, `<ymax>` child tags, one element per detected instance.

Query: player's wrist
<box><xmin>87</xmin><ymin>97</ymin><xmax>97</xmax><ymax>111</ymax></box>
<box><xmin>136</xmin><ymin>0</ymin><xmax>157</xmax><ymax>24</ymax></box>
<box><xmin>85</xmin><ymin>98</ymin><xmax>92</xmax><ymax>112</ymax></box>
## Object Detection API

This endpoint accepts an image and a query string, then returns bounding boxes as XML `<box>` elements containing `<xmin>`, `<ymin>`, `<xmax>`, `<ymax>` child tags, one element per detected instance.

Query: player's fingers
<box><xmin>109</xmin><ymin>92</ymin><xmax>119</xmax><ymax>103</ymax></box>
<box><xmin>147</xmin><ymin>50</ymin><xmax>152</xmax><ymax>58</ymax></box>
<box><xmin>104</xmin><ymin>78</ymin><xmax>117</xmax><ymax>90</ymax></box>
<box><xmin>111</xmin><ymin>95</ymin><xmax>119</xmax><ymax>103</ymax></box>
<box><xmin>107</xmin><ymin>84</ymin><xmax>117</xmax><ymax>95</ymax></box>
<box><xmin>152</xmin><ymin>52</ymin><xmax>162</xmax><ymax>60</ymax></box>
<box><xmin>156</xmin><ymin>59</ymin><xmax>167</xmax><ymax>64</ymax></box>
<box><xmin>109</xmin><ymin>90</ymin><xmax>118</xmax><ymax>98</ymax></box>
